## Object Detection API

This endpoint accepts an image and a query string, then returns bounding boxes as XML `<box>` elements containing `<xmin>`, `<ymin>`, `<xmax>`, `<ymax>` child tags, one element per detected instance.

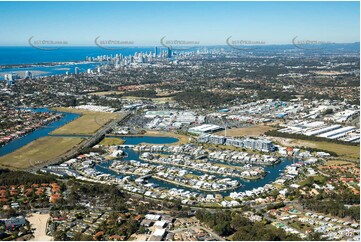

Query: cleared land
<box><xmin>99</xmin><ymin>137</ymin><xmax>125</xmax><ymax>146</ymax></box>
<box><xmin>0</xmin><ymin>137</ymin><xmax>83</xmax><ymax>169</ymax></box>
<box><xmin>27</xmin><ymin>213</ymin><xmax>53</xmax><ymax>241</ymax></box>
<box><xmin>324</xmin><ymin>160</ymin><xmax>355</xmax><ymax>166</ymax></box>
<box><xmin>52</xmin><ymin>107</ymin><xmax>120</xmax><ymax>135</ymax></box>
<box><xmin>216</xmin><ymin>125</ymin><xmax>275</xmax><ymax>137</ymax></box>
<box><xmin>142</xmin><ymin>130</ymin><xmax>190</xmax><ymax>145</ymax></box>
<box><xmin>270</xmin><ymin>137</ymin><xmax>360</xmax><ymax>160</ymax></box>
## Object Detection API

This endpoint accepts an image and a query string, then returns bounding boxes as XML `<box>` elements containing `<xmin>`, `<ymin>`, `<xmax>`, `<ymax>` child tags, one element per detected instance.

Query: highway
<box><xmin>27</xmin><ymin>111</ymin><xmax>132</xmax><ymax>172</ymax></box>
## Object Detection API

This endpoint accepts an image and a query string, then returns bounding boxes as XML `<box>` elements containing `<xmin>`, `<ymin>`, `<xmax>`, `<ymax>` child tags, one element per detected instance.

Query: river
<box><xmin>0</xmin><ymin>108</ymin><xmax>80</xmax><ymax>157</ymax></box>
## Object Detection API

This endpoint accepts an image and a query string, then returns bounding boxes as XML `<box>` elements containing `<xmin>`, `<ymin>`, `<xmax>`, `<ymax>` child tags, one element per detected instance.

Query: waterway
<box><xmin>0</xmin><ymin>109</ymin><xmax>295</xmax><ymax>196</ymax></box>
<box><xmin>94</xmin><ymin>136</ymin><xmax>296</xmax><ymax>196</ymax></box>
<box><xmin>0</xmin><ymin>108</ymin><xmax>80</xmax><ymax>157</ymax></box>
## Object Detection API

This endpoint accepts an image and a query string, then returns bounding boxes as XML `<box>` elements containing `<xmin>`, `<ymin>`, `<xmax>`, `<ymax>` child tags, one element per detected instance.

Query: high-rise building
<box><xmin>4</xmin><ymin>73</ymin><xmax>20</xmax><ymax>81</ymax></box>
<box><xmin>154</xmin><ymin>47</ymin><xmax>159</xmax><ymax>57</ymax></box>
<box><xmin>167</xmin><ymin>47</ymin><xmax>172</xmax><ymax>58</ymax></box>
<box><xmin>25</xmin><ymin>71</ymin><xmax>32</xmax><ymax>79</ymax></box>
<box><xmin>75</xmin><ymin>67</ymin><xmax>80</xmax><ymax>75</ymax></box>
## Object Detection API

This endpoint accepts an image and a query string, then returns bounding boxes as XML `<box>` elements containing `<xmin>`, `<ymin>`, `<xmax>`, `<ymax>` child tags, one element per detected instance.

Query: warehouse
<box><xmin>304</xmin><ymin>125</ymin><xmax>342</xmax><ymax>136</ymax></box>
<box><xmin>188</xmin><ymin>124</ymin><xmax>223</xmax><ymax>135</ymax></box>
<box><xmin>318</xmin><ymin>126</ymin><xmax>356</xmax><ymax>139</ymax></box>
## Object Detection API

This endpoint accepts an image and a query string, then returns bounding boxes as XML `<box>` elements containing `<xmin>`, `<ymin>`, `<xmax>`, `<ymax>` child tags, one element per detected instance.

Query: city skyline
<box><xmin>0</xmin><ymin>1</ymin><xmax>359</xmax><ymax>46</ymax></box>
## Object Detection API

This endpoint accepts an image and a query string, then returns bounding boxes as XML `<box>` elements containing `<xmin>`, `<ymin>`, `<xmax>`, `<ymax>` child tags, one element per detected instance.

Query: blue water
<box><xmin>0</xmin><ymin>46</ymin><xmax>156</xmax><ymax>80</ymax></box>
<box><xmin>0</xmin><ymin>108</ymin><xmax>80</xmax><ymax>157</ymax></box>
<box><xmin>0</xmin><ymin>62</ymin><xmax>102</xmax><ymax>80</ymax></box>
<box><xmin>95</xmin><ymin>136</ymin><xmax>295</xmax><ymax>195</ymax></box>
<box><xmin>110</xmin><ymin>136</ymin><xmax>179</xmax><ymax>145</ymax></box>
<box><xmin>0</xmin><ymin>46</ymin><xmax>154</xmax><ymax>65</ymax></box>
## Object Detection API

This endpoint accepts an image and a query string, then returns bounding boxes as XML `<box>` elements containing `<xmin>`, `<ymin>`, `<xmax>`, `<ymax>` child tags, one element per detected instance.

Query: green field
<box><xmin>0</xmin><ymin>137</ymin><xmax>83</xmax><ymax>169</ymax></box>
<box><xmin>216</xmin><ymin>125</ymin><xmax>275</xmax><ymax>137</ymax></box>
<box><xmin>51</xmin><ymin>107</ymin><xmax>120</xmax><ymax>135</ymax></box>
<box><xmin>99</xmin><ymin>137</ymin><xmax>125</xmax><ymax>146</ymax></box>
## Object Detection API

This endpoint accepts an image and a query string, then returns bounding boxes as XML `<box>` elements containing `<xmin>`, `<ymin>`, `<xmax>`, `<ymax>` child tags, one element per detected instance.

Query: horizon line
<box><xmin>0</xmin><ymin>42</ymin><xmax>360</xmax><ymax>48</ymax></box>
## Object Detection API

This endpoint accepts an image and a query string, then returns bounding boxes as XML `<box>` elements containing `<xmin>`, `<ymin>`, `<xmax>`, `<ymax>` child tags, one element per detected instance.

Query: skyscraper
<box><xmin>25</xmin><ymin>71</ymin><xmax>32</xmax><ymax>79</ymax></box>
<box><xmin>75</xmin><ymin>67</ymin><xmax>80</xmax><ymax>75</ymax></box>
<box><xmin>167</xmin><ymin>47</ymin><xmax>172</xmax><ymax>58</ymax></box>
<box><xmin>154</xmin><ymin>47</ymin><xmax>159</xmax><ymax>57</ymax></box>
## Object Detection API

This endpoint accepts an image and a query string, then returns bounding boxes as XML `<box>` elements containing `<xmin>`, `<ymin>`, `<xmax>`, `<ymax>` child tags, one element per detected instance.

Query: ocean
<box><xmin>0</xmin><ymin>46</ymin><xmax>154</xmax><ymax>80</ymax></box>
<box><xmin>0</xmin><ymin>46</ymin><xmax>154</xmax><ymax>65</ymax></box>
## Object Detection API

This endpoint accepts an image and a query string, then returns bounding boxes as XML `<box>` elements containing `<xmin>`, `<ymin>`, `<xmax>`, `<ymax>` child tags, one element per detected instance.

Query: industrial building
<box><xmin>188</xmin><ymin>124</ymin><xmax>223</xmax><ymax>135</ymax></box>
<box><xmin>278</xmin><ymin>121</ymin><xmax>359</xmax><ymax>143</ymax></box>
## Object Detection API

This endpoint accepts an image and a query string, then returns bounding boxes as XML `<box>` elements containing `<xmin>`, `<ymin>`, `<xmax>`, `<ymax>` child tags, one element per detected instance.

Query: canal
<box><xmin>95</xmin><ymin>136</ymin><xmax>296</xmax><ymax>196</ymax></box>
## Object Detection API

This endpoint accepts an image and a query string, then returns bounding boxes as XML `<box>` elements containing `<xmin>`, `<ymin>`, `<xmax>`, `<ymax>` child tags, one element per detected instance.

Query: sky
<box><xmin>0</xmin><ymin>1</ymin><xmax>359</xmax><ymax>46</ymax></box>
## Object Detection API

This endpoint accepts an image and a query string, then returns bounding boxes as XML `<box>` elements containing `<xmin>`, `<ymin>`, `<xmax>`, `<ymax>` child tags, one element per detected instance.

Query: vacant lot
<box><xmin>324</xmin><ymin>160</ymin><xmax>355</xmax><ymax>166</ymax></box>
<box><xmin>27</xmin><ymin>213</ymin><xmax>53</xmax><ymax>241</ymax></box>
<box><xmin>99</xmin><ymin>137</ymin><xmax>125</xmax><ymax>146</ymax></box>
<box><xmin>0</xmin><ymin>137</ymin><xmax>83</xmax><ymax>169</ymax></box>
<box><xmin>143</xmin><ymin>130</ymin><xmax>190</xmax><ymax>145</ymax></box>
<box><xmin>52</xmin><ymin>107</ymin><xmax>120</xmax><ymax>135</ymax></box>
<box><xmin>216</xmin><ymin>125</ymin><xmax>275</xmax><ymax>137</ymax></box>
<box><xmin>270</xmin><ymin>137</ymin><xmax>360</xmax><ymax>160</ymax></box>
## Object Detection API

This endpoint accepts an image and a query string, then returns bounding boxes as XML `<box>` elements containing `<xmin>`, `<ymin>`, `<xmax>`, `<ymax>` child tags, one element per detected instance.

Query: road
<box><xmin>28</xmin><ymin>111</ymin><xmax>132</xmax><ymax>172</ymax></box>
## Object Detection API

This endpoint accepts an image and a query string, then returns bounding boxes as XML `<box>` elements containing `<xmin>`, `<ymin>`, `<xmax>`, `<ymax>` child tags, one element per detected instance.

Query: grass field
<box><xmin>51</xmin><ymin>107</ymin><xmax>120</xmax><ymax>135</ymax></box>
<box><xmin>270</xmin><ymin>137</ymin><xmax>360</xmax><ymax>160</ymax></box>
<box><xmin>216</xmin><ymin>125</ymin><xmax>275</xmax><ymax>137</ymax></box>
<box><xmin>141</xmin><ymin>130</ymin><xmax>190</xmax><ymax>145</ymax></box>
<box><xmin>99</xmin><ymin>137</ymin><xmax>125</xmax><ymax>146</ymax></box>
<box><xmin>0</xmin><ymin>137</ymin><xmax>83</xmax><ymax>169</ymax></box>
<box><xmin>324</xmin><ymin>160</ymin><xmax>355</xmax><ymax>166</ymax></box>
